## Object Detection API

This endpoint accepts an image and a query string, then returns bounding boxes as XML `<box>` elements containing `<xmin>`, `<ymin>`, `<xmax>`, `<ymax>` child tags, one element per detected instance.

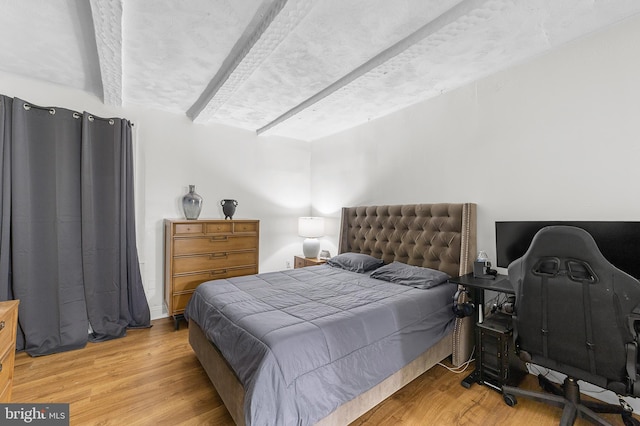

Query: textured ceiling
<box><xmin>1</xmin><ymin>0</ymin><xmax>639</xmax><ymax>141</ymax></box>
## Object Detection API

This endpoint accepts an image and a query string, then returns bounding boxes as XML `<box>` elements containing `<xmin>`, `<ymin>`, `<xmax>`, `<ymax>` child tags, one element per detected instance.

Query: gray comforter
<box><xmin>185</xmin><ymin>265</ymin><xmax>456</xmax><ymax>426</ymax></box>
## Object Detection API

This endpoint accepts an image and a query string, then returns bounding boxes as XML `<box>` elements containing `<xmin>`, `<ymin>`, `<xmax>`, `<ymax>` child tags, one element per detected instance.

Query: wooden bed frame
<box><xmin>188</xmin><ymin>203</ymin><xmax>477</xmax><ymax>425</ymax></box>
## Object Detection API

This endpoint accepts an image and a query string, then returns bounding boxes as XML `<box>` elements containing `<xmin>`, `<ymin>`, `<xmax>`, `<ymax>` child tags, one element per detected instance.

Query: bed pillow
<box><xmin>326</xmin><ymin>253</ymin><xmax>384</xmax><ymax>273</ymax></box>
<box><xmin>370</xmin><ymin>261</ymin><xmax>451</xmax><ymax>289</ymax></box>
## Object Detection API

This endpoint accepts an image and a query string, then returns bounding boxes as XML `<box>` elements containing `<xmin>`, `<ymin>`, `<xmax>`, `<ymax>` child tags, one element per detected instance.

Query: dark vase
<box><xmin>221</xmin><ymin>199</ymin><xmax>238</xmax><ymax>220</ymax></box>
<box><xmin>182</xmin><ymin>185</ymin><xmax>203</xmax><ymax>220</ymax></box>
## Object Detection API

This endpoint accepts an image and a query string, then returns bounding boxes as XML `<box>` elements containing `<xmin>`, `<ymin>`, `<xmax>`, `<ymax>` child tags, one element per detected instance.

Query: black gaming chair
<box><xmin>501</xmin><ymin>226</ymin><xmax>640</xmax><ymax>426</ymax></box>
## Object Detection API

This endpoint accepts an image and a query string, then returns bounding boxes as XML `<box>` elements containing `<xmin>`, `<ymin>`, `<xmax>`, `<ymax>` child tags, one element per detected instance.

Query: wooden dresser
<box><xmin>0</xmin><ymin>300</ymin><xmax>19</xmax><ymax>402</ymax></box>
<box><xmin>164</xmin><ymin>219</ymin><xmax>259</xmax><ymax>328</ymax></box>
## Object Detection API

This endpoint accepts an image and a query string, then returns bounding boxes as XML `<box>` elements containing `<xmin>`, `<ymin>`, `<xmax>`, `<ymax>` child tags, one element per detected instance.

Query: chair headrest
<box><xmin>520</xmin><ymin>226</ymin><xmax>605</xmax><ymax>263</ymax></box>
<box><xmin>508</xmin><ymin>225</ymin><xmax>640</xmax><ymax>289</ymax></box>
<box><xmin>531</xmin><ymin>257</ymin><xmax>597</xmax><ymax>283</ymax></box>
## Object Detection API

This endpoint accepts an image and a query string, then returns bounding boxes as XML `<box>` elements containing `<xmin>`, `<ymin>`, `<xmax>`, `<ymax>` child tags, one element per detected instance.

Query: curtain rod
<box><xmin>22</xmin><ymin>102</ymin><xmax>134</xmax><ymax>126</ymax></box>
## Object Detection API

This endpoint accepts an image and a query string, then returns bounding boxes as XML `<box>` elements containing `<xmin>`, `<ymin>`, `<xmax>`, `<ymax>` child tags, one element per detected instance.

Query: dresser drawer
<box><xmin>232</xmin><ymin>221</ymin><xmax>258</xmax><ymax>233</ymax></box>
<box><xmin>0</xmin><ymin>300</ymin><xmax>17</xmax><ymax>404</ymax></box>
<box><xmin>172</xmin><ymin>266</ymin><xmax>259</xmax><ymax>293</ymax></box>
<box><xmin>294</xmin><ymin>257</ymin><xmax>304</xmax><ymax>268</ymax></box>
<box><xmin>173</xmin><ymin>235</ymin><xmax>258</xmax><ymax>256</ymax></box>
<box><xmin>171</xmin><ymin>265</ymin><xmax>260</xmax><ymax>313</ymax></box>
<box><xmin>173</xmin><ymin>251</ymin><xmax>257</xmax><ymax>274</ymax></box>
<box><xmin>174</xmin><ymin>223</ymin><xmax>203</xmax><ymax>235</ymax></box>
<box><xmin>0</xmin><ymin>308</ymin><xmax>16</xmax><ymax>357</ymax></box>
<box><xmin>203</xmin><ymin>222</ymin><xmax>233</xmax><ymax>234</ymax></box>
<box><xmin>0</xmin><ymin>345</ymin><xmax>14</xmax><ymax>403</ymax></box>
<box><xmin>172</xmin><ymin>292</ymin><xmax>198</xmax><ymax>314</ymax></box>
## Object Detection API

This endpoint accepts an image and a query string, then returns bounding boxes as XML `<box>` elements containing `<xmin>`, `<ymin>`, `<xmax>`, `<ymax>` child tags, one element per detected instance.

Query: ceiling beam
<box><xmin>256</xmin><ymin>0</ymin><xmax>492</xmax><ymax>135</ymax></box>
<box><xmin>89</xmin><ymin>0</ymin><xmax>123</xmax><ymax>106</ymax></box>
<box><xmin>187</xmin><ymin>0</ymin><xmax>315</xmax><ymax>123</ymax></box>
<box><xmin>73</xmin><ymin>1</ymin><xmax>104</xmax><ymax>101</ymax></box>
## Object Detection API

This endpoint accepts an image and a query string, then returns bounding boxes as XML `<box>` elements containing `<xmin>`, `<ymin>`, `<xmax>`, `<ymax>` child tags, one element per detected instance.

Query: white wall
<box><xmin>0</xmin><ymin>71</ymin><xmax>312</xmax><ymax>320</ymax></box>
<box><xmin>310</xmin><ymin>13</ymin><xmax>640</xmax><ymax>410</ymax></box>
<box><xmin>311</xmin><ymin>13</ymin><xmax>640</xmax><ymax>270</ymax></box>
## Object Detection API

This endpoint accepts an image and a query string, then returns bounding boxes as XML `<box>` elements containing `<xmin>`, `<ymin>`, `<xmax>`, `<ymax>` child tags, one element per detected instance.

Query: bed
<box><xmin>186</xmin><ymin>203</ymin><xmax>477</xmax><ymax>425</ymax></box>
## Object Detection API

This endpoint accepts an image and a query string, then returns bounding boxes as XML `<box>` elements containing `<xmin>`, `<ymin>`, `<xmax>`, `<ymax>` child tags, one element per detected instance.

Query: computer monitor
<box><xmin>495</xmin><ymin>221</ymin><xmax>640</xmax><ymax>279</ymax></box>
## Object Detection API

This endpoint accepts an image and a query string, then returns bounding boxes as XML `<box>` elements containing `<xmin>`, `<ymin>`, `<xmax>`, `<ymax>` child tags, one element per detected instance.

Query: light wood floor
<box><xmin>12</xmin><ymin>318</ymin><xmax>633</xmax><ymax>425</ymax></box>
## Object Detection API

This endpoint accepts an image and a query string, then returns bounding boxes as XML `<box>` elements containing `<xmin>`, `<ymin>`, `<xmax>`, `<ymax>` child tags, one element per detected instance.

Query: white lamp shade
<box><xmin>298</xmin><ymin>217</ymin><xmax>324</xmax><ymax>238</ymax></box>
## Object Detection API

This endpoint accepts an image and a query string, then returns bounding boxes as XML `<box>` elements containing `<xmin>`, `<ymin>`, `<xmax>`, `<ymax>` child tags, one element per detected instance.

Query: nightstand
<box><xmin>294</xmin><ymin>255</ymin><xmax>327</xmax><ymax>269</ymax></box>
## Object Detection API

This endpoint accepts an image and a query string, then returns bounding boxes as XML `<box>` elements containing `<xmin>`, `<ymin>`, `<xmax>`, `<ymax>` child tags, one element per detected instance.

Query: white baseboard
<box><xmin>150</xmin><ymin>305</ymin><xmax>167</xmax><ymax>321</ymax></box>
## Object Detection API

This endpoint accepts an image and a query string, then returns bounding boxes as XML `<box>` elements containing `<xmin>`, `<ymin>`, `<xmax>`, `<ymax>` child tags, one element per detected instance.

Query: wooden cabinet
<box><xmin>294</xmin><ymin>255</ymin><xmax>327</xmax><ymax>268</ymax></box>
<box><xmin>0</xmin><ymin>300</ymin><xmax>19</xmax><ymax>402</ymax></box>
<box><xmin>164</xmin><ymin>219</ymin><xmax>259</xmax><ymax>328</ymax></box>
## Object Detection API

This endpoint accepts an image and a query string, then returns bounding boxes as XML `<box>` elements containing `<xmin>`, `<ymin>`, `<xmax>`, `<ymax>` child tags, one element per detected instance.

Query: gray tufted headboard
<box><xmin>338</xmin><ymin>203</ymin><xmax>477</xmax><ymax>279</ymax></box>
<box><xmin>338</xmin><ymin>203</ymin><xmax>477</xmax><ymax>366</ymax></box>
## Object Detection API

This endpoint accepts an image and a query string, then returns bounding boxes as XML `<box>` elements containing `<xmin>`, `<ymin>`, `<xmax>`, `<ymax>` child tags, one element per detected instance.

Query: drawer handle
<box><xmin>209</xmin><ymin>253</ymin><xmax>228</xmax><ymax>259</ymax></box>
<box><xmin>0</xmin><ymin>363</ymin><xmax>2</xmax><ymax>373</ymax></box>
<box><xmin>210</xmin><ymin>236</ymin><xmax>228</xmax><ymax>242</ymax></box>
<box><xmin>0</xmin><ymin>320</ymin><xmax>4</xmax><ymax>331</ymax></box>
<box><xmin>210</xmin><ymin>269</ymin><xmax>228</xmax><ymax>276</ymax></box>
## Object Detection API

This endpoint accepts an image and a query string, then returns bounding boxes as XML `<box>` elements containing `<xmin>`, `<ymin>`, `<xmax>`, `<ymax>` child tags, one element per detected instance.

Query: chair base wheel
<box><xmin>503</xmin><ymin>393</ymin><xmax>517</xmax><ymax>407</ymax></box>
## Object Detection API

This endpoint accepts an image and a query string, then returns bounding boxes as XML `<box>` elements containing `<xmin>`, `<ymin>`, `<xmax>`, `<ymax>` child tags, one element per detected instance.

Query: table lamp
<box><xmin>298</xmin><ymin>217</ymin><xmax>324</xmax><ymax>258</ymax></box>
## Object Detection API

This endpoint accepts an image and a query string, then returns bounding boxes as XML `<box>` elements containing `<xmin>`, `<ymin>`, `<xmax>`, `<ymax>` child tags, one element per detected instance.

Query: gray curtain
<box><xmin>0</xmin><ymin>95</ymin><xmax>150</xmax><ymax>356</ymax></box>
<box><xmin>0</xmin><ymin>97</ymin><xmax>12</xmax><ymax>302</ymax></box>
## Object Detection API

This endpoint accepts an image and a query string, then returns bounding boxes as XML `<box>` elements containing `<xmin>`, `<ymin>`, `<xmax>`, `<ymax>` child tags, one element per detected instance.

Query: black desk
<box><xmin>449</xmin><ymin>273</ymin><xmax>525</xmax><ymax>390</ymax></box>
<box><xmin>450</xmin><ymin>272</ymin><xmax>513</xmax><ymax>324</ymax></box>
<box><xmin>450</xmin><ymin>272</ymin><xmax>514</xmax><ymax>294</ymax></box>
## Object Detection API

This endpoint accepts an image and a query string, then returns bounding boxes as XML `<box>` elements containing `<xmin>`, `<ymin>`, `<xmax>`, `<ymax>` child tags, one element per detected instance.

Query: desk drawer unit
<box><xmin>164</xmin><ymin>219</ymin><xmax>259</xmax><ymax>324</ymax></box>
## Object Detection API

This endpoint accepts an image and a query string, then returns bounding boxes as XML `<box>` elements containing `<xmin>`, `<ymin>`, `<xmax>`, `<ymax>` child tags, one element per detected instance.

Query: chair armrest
<box><xmin>629</xmin><ymin>305</ymin><xmax>640</xmax><ymax>338</ymax></box>
<box><xmin>625</xmin><ymin>306</ymin><xmax>640</xmax><ymax>396</ymax></box>
<box><xmin>626</xmin><ymin>342</ymin><xmax>640</xmax><ymax>396</ymax></box>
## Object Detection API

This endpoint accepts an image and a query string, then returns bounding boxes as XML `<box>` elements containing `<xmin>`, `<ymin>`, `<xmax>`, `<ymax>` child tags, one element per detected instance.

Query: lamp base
<box><xmin>302</xmin><ymin>238</ymin><xmax>320</xmax><ymax>258</ymax></box>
